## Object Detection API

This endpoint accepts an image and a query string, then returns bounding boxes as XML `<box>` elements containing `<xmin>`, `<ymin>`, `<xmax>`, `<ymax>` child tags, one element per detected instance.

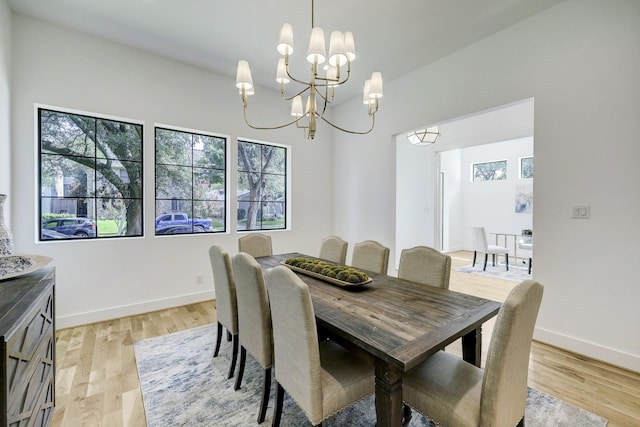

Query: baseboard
<box><xmin>55</xmin><ymin>290</ymin><xmax>216</xmax><ymax>330</ymax></box>
<box><xmin>534</xmin><ymin>326</ymin><xmax>640</xmax><ymax>373</ymax></box>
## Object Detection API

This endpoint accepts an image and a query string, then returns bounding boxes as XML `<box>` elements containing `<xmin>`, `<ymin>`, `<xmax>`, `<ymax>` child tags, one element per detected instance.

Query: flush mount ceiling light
<box><xmin>235</xmin><ymin>0</ymin><xmax>383</xmax><ymax>140</ymax></box>
<box><xmin>407</xmin><ymin>126</ymin><xmax>440</xmax><ymax>145</ymax></box>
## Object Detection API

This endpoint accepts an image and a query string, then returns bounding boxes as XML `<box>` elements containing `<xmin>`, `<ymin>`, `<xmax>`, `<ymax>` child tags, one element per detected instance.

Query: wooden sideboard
<box><xmin>0</xmin><ymin>266</ymin><xmax>55</xmax><ymax>427</ymax></box>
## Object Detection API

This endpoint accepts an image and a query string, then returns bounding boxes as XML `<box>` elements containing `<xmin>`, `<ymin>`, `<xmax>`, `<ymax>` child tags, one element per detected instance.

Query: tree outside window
<box><xmin>237</xmin><ymin>140</ymin><xmax>286</xmax><ymax>231</ymax></box>
<box><xmin>155</xmin><ymin>127</ymin><xmax>227</xmax><ymax>235</ymax></box>
<box><xmin>520</xmin><ymin>157</ymin><xmax>534</xmax><ymax>179</ymax></box>
<box><xmin>39</xmin><ymin>108</ymin><xmax>143</xmax><ymax>240</ymax></box>
<box><xmin>472</xmin><ymin>160</ymin><xmax>507</xmax><ymax>182</ymax></box>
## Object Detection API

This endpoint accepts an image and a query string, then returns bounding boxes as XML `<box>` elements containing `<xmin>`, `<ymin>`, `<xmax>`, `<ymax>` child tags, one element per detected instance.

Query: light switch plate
<box><xmin>571</xmin><ymin>204</ymin><xmax>590</xmax><ymax>219</ymax></box>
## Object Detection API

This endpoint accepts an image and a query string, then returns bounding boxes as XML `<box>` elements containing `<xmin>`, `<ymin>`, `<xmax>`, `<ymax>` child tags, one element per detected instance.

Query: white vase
<box><xmin>0</xmin><ymin>194</ymin><xmax>14</xmax><ymax>255</ymax></box>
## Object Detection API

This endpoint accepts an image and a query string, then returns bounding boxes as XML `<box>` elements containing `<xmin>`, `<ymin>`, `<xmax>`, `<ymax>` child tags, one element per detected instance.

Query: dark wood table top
<box><xmin>256</xmin><ymin>253</ymin><xmax>502</xmax><ymax>372</ymax></box>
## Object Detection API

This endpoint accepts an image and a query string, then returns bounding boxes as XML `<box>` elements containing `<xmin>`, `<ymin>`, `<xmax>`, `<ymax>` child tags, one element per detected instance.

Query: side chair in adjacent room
<box><xmin>238</xmin><ymin>232</ymin><xmax>273</xmax><ymax>258</ymax></box>
<box><xmin>398</xmin><ymin>245</ymin><xmax>452</xmax><ymax>289</ymax></box>
<box><xmin>351</xmin><ymin>239</ymin><xmax>390</xmax><ymax>274</ymax></box>
<box><xmin>232</xmin><ymin>252</ymin><xmax>273</xmax><ymax>423</ymax></box>
<box><xmin>208</xmin><ymin>244</ymin><xmax>239</xmax><ymax>379</ymax></box>
<box><xmin>471</xmin><ymin>226</ymin><xmax>509</xmax><ymax>271</ymax></box>
<box><xmin>318</xmin><ymin>235</ymin><xmax>348</xmax><ymax>264</ymax></box>
<box><xmin>402</xmin><ymin>280</ymin><xmax>544</xmax><ymax>427</ymax></box>
<box><xmin>264</xmin><ymin>266</ymin><xmax>375</xmax><ymax>427</ymax></box>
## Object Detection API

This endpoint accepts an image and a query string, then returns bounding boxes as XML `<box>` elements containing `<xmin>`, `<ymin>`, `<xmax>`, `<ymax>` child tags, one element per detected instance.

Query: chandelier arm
<box><xmin>320</xmin><ymin>113</ymin><xmax>376</xmax><ymax>135</ymax></box>
<box><xmin>283</xmin><ymin>87</ymin><xmax>310</xmax><ymax>102</ymax></box>
<box><xmin>243</xmin><ymin>105</ymin><xmax>306</xmax><ymax>130</ymax></box>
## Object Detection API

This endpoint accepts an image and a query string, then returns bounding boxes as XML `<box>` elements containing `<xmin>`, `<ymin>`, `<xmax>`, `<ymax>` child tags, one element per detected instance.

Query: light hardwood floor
<box><xmin>51</xmin><ymin>250</ymin><xmax>640</xmax><ymax>426</ymax></box>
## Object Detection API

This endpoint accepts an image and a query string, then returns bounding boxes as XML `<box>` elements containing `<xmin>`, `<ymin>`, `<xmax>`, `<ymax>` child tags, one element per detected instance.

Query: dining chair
<box><xmin>264</xmin><ymin>265</ymin><xmax>375</xmax><ymax>427</ymax></box>
<box><xmin>471</xmin><ymin>226</ymin><xmax>509</xmax><ymax>271</ymax></box>
<box><xmin>238</xmin><ymin>233</ymin><xmax>273</xmax><ymax>258</ymax></box>
<box><xmin>398</xmin><ymin>246</ymin><xmax>452</xmax><ymax>289</ymax></box>
<box><xmin>232</xmin><ymin>252</ymin><xmax>273</xmax><ymax>423</ymax></box>
<box><xmin>208</xmin><ymin>245</ymin><xmax>239</xmax><ymax>379</ymax></box>
<box><xmin>318</xmin><ymin>235</ymin><xmax>348</xmax><ymax>264</ymax></box>
<box><xmin>402</xmin><ymin>280</ymin><xmax>544</xmax><ymax>427</ymax></box>
<box><xmin>518</xmin><ymin>236</ymin><xmax>533</xmax><ymax>274</ymax></box>
<box><xmin>351</xmin><ymin>239</ymin><xmax>390</xmax><ymax>274</ymax></box>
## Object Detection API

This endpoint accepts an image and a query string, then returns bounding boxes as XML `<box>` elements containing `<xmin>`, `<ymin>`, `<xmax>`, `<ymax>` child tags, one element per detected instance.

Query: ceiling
<box><xmin>8</xmin><ymin>0</ymin><xmax>565</xmax><ymax>103</ymax></box>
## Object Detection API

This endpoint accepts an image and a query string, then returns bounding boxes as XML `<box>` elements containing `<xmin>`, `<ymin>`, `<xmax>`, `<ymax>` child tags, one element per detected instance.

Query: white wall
<box><xmin>458</xmin><ymin>137</ymin><xmax>534</xmax><ymax>248</ymax></box>
<box><xmin>335</xmin><ymin>0</ymin><xmax>640</xmax><ymax>372</ymax></box>
<box><xmin>0</xmin><ymin>0</ymin><xmax>11</xmax><ymax>211</ymax></box>
<box><xmin>10</xmin><ymin>14</ymin><xmax>335</xmax><ymax>328</ymax></box>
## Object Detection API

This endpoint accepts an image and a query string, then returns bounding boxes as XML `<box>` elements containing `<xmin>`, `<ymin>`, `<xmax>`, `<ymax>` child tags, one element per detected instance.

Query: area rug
<box><xmin>134</xmin><ymin>324</ymin><xmax>608</xmax><ymax>427</ymax></box>
<box><xmin>456</xmin><ymin>262</ymin><xmax>532</xmax><ymax>282</ymax></box>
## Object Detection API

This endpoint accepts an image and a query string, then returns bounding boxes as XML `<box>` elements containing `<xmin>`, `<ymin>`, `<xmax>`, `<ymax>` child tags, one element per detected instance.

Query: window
<box><xmin>155</xmin><ymin>127</ymin><xmax>227</xmax><ymax>235</ymax></box>
<box><xmin>520</xmin><ymin>157</ymin><xmax>534</xmax><ymax>179</ymax></box>
<box><xmin>237</xmin><ymin>140</ymin><xmax>287</xmax><ymax>231</ymax></box>
<box><xmin>472</xmin><ymin>160</ymin><xmax>507</xmax><ymax>182</ymax></box>
<box><xmin>39</xmin><ymin>107</ymin><xmax>143</xmax><ymax>240</ymax></box>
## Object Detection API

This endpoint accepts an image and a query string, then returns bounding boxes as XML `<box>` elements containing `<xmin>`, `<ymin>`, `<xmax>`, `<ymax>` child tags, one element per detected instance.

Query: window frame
<box><xmin>471</xmin><ymin>159</ymin><xmax>508</xmax><ymax>182</ymax></box>
<box><xmin>154</xmin><ymin>124</ymin><xmax>230</xmax><ymax>236</ymax></box>
<box><xmin>236</xmin><ymin>138</ymin><xmax>290</xmax><ymax>233</ymax></box>
<box><xmin>37</xmin><ymin>105</ymin><xmax>144</xmax><ymax>242</ymax></box>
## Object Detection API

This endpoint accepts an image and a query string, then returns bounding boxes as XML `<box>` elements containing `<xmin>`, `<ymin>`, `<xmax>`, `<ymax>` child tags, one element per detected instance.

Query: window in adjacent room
<box><xmin>472</xmin><ymin>160</ymin><xmax>507</xmax><ymax>182</ymax></box>
<box><xmin>520</xmin><ymin>157</ymin><xmax>534</xmax><ymax>179</ymax></box>
<box><xmin>237</xmin><ymin>139</ymin><xmax>287</xmax><ymax>231</ymax></box>
<box><xmin>39</xmin><ymin>107</ymin><xmax>143</xmax><ymax>240</ymax></box>
<box><xmin>155</xmin><ymin>126</ymin><xmax>227</xmax><ymax>235</ymax></box>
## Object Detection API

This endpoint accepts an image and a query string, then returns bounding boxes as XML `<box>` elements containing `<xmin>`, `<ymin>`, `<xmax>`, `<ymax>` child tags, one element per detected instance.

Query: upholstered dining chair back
<box><xmin>208</xmin><ymin>244</ymin><xmax>239</xmax><ymax>378</ymax></box>
<box><xmin>231</xmin><ymin>252</ymin><xmax>273</xmax><ymax>422</ymax></box>
<box><xmin>480</xmin><ymin>280</ymin><xmax>544</xmax><ymax>426</ymax></box>
<box><xmin>471</xmin><ymin>226</ymin><xmax>510</xmax><ymax>271</ymax></box>
<box><xmin>238</xmin><ymin>233</ymin><xmax>273</xmax><ymax>258</ymax></box>
<box><xmin>351</xmin><ymin>240</ymin><xmax>390</xmax><ymax>274</ymax></box>
<box><xmin>401</xmin><ymin>280</ymin><xmax>543</xmax><ymax>427</ymax></box>
<box><xmin>319</xmin><ymin>235</ymin><xmax>348</xmax><ymax>264</ymax></box>
<box><xmin>398</xmin><ymin>246</ymin><xmax>451</xmax><ymax>289</ymax></box>
<box><xmin>471</xmin><ymin>226</ymin><xmax>489</xmax><ymax>252</ymax></box>
<box><xmin>264</xmin><ymin>266</ymin><xmax>375</xmax><ymax>426</ymax></box>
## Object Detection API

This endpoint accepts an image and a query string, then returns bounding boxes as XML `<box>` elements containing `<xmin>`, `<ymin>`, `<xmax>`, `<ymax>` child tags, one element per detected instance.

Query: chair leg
<box><xmin>529</xmin><ymin>258</ymin><xmax>532</xmax><ymax>274</ymax></box>
<box><xmin>257</xmin><ymin>367</ymin><xmax>272</xmax><ymax>423</ymax></box>
<box><xmin>402</xmin><ymin>404</ymin><xmax>413</xmax><ymax>425</ymax></box>
<box><xmin>228</xmin><ymin>334</ymin><xmax>239</xmax><ymax>379</ymax></box>
<box><xmin>517</xmin><ymin>416</ymin><xmax>525</xmax><ymax>427</ymax></box>
<box><xmin>234</xmin><ymin>346</ymin><xmax>246</xmax><ymax>390</ymax></box>
<box><xmin>272</xmin><ymin>382</ymin><xmax>284</xmax><ymax>427</ymax></box>
<box><xmin>214</xmin><ymin>322</ymin><xmax>223</xmax><ymax>357</ymax></box>
<box><xmin>472</xmin><ymin>251</ymin><xmax>477</xmax><ymax>267</ymax></box>
<box><xmin>227</xmin><ymin>330</ymin><xmax>232</xmax><ymax>342</ymax></box>
<box><xmin>492</xmin><ymin>253</ymin><xmax>496</xmax><ymax>266</ymax></box>
<box><xmin>505</xmin><ymin>254</ymin><xmax>509</xmax><ymax>271</ymax></box>
<box><xmin>483</xmin><ymin>254</ymin><xmax>488</xmax><ymax>271</ymax></box>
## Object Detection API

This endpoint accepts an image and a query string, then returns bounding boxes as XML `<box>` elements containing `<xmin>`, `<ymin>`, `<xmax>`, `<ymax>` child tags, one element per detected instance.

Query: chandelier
<box><xmin>235</xmin><ymin>0</ymin><xmax>383</xmax><ymax>140</ymax></box>
<box><xmin>407</xmin><ymin>126</ymin><xmax>440</xmax><ymax>145</ymax></box>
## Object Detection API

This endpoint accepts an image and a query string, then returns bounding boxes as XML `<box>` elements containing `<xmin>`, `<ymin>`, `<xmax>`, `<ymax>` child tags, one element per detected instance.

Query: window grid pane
<box><xmin>237</xmin><ymin>140</ymin><xmax>287</xmax><ymax>231</ymax></box>
<box><xmin>39</xmin><ymin>108</ymin><xmax>143</xmax><ymax>241</ymax></box>
<box><xmin>155</xmin><ymin>127</ymin><xmax>227</xmax><ymax>235</ymax></box>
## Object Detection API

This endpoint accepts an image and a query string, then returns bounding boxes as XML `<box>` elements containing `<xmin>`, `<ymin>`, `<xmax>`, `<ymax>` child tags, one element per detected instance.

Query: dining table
<box><xmin>256</xmin><ymin>253</ymin><xmax>502</xmax><ymax>427</ymax></box>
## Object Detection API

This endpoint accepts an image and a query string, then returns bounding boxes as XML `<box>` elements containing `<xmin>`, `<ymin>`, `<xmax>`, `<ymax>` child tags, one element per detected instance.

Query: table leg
<box><xmin>461</xmin><ymin>326</ymin><xmax>483</xmax><ymax>367</ymax></box>
<box><xmin>374</xmin><ymin>359</ymin><xmax>403</xmax><ymax>427</ymax></box>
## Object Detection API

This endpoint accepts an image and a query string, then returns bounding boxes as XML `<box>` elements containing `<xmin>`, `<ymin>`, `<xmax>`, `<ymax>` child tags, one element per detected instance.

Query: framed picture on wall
<box><xmin>515</xmin><ymin>184</ymin><xmax>533</xmax><ymax>213</ymax></box>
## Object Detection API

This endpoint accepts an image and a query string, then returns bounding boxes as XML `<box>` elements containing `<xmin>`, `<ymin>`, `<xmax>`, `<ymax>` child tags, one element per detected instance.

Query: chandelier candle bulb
<box><xmin>307</xmin><ymin>27</ymin><xmax>326</xmax><ymax>64</ymax></box>
<box><xmin>369</xmin><ymin>72</ymin><xmax>383</xmax><ymax>98</ymax></box>
<box><xmin>276</xmin><ymin>58</ymin><xmax>289</xmax><ymax>84</ymax></box>
<box><xmin>291</xmin><ymin>96</ymin><xmax>304</xmax><ymax>117</ymax></box>
<box><xmin>362</xmin><ymin>80</ymin><xmax>372</xmax><ymax>104</ymax></box>
<box><xmin>328</xmin><ymin>31</ymin><xmax>347</xmax><ymax>66</ymax></box>
<box><xmin>277</xmin><ymin>23</ymin><xmax>294</xmax><ymax>55</ymax></box>
<box><xmin>235</xmin><ymin>60</ymin><xmax>254</xmax><ymax>90</ymax></box>
<box><xmin>343</xmin><ymin>31</ymin><xmax>356</xmax><ymax>61</ymax></box>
